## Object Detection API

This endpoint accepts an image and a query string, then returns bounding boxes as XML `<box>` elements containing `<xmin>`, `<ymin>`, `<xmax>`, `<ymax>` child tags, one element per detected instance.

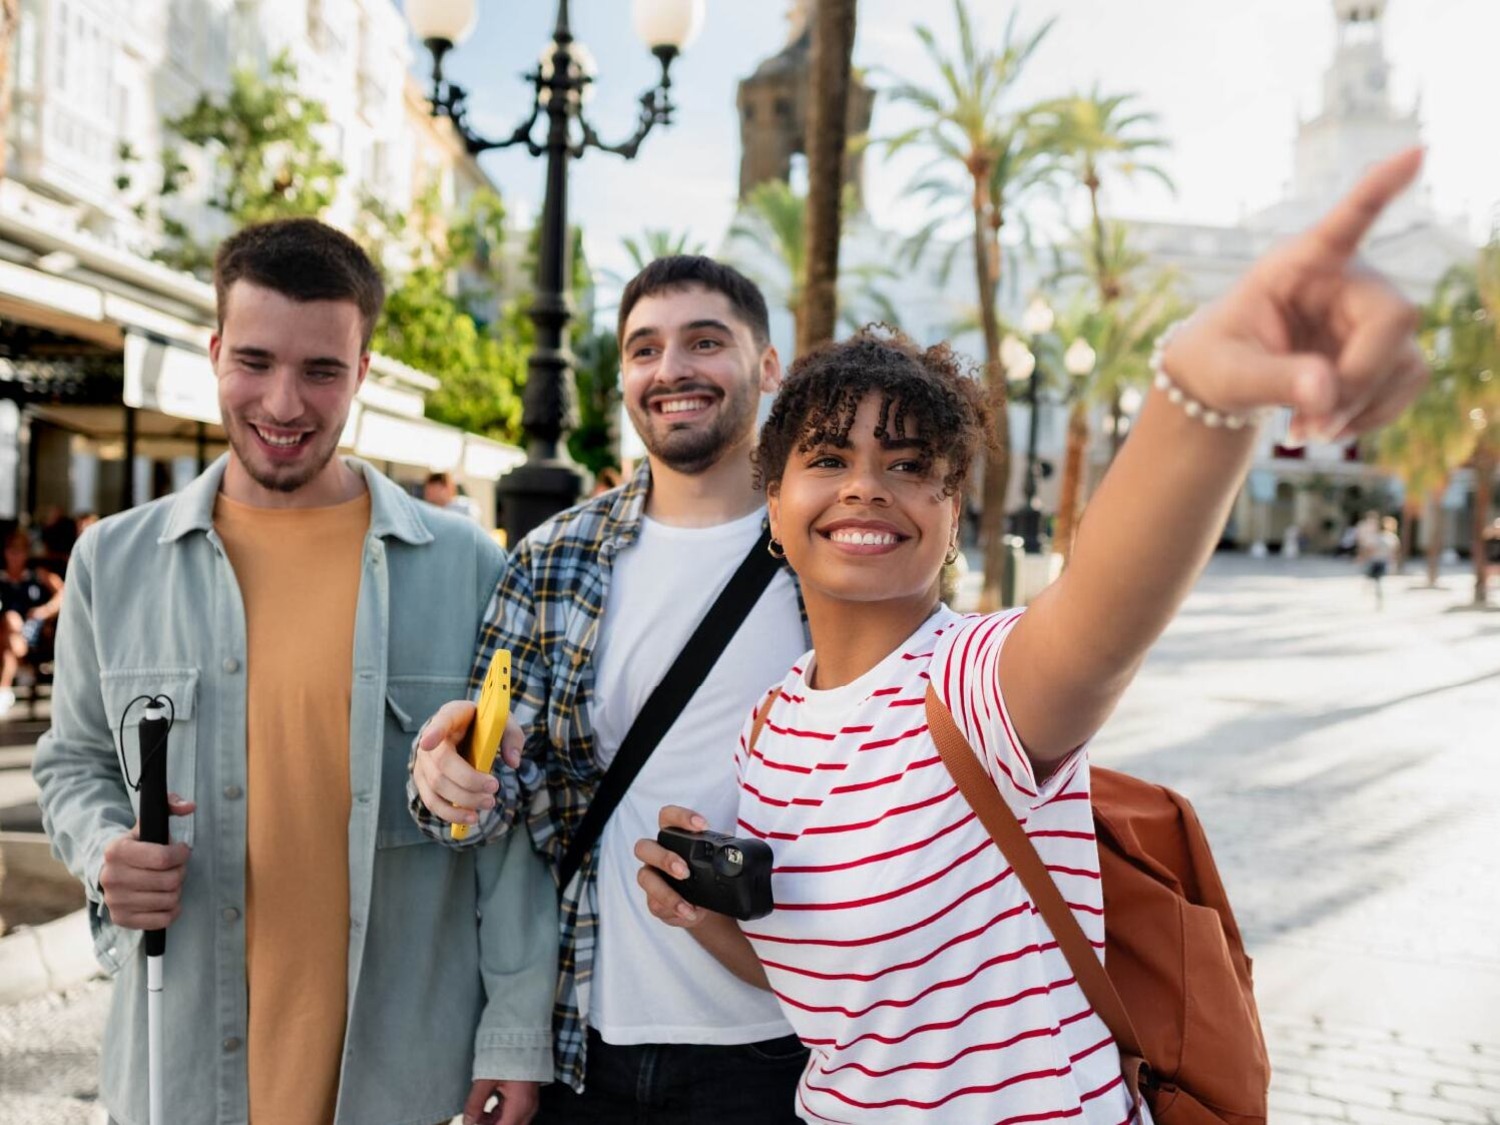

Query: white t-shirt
<box><xmin>737</xmin><ymin>607</ymin><xmax>1144</xmax><ymax>1125</ymax></box>
<box><xmin>590</xmin><ymin>508</ymin><xmax>804</xmax><ymax>1045</ymax></box>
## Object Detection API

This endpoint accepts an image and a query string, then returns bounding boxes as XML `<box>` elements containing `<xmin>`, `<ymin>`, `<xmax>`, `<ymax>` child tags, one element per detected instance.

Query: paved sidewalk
<box><xmin>1265</xmin><ymin>1014</ymin><xmax>1500</xmax><ymax>1123</ymax></box>
<box><xmin>1</xmin><ymin>554</ymin><xmax>1497</xmax><ymax>1122</ymax></box>
<box><xmin>1093</xmin><ymin>554</ymin><xmax>1500</xmax><ymax>1122</ymax></box>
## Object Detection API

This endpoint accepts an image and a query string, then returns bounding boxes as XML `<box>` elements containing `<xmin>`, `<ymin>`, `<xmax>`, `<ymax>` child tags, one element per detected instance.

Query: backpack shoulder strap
<box><xmin>557</xmin><ymin>530</ymin><xmax>782</xmax><ymax>892</ymax></box>
<box><xmin>924</xmin><ymin>685</ymin><xmax>1148</xmax><ymax>1067</ymax></box>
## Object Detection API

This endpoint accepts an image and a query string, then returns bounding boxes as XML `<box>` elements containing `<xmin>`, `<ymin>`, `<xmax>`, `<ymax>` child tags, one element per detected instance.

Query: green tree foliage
<box><xmin>569</xmin><ymin>327</ymin><xmax>622</xmax><ymax>475</ymax></box>
<box><xmin>122</xmin><ymin>53</ymin><xmax>343</xmax><ymax>274</ymax></box>
<box><xmin>729</xmin><ymin>180</ymin><xmax>898</xmax><ymax>340</ymax></box>
<box><xmin>881</xmin><ymin>0</ymin><xmax>1056</xmax><ymax>608</ymax></box>
<box><xmin>363</xmin><ymin>185</ymin><xmax>526</xmax><ymax>444</ymax></box>
<box><xmin>1417</xmin><ymin>246</ymin><xmax>1500</xmax><ymax>603</ymax></box>
<box><xmin>1034</xmin><ymin>87</ymin><xmax>1173</xmax><ymax>304</ymax></box>
<box><xmin>621</xmin><ymin>228</ymin><xmax>707</xmax><ymax>272</ymax></box>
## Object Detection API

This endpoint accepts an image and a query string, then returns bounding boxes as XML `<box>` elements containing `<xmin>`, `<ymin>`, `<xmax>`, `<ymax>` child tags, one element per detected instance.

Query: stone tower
<box><xmin>735</xmin><ymin>0</ymin><xmax>875</xmax><ymax>206</ymax></box>
<box><xmin>1293</xmin><ymin>0</ymin><xmax>1421</xmax><ymax>209</ymax></box>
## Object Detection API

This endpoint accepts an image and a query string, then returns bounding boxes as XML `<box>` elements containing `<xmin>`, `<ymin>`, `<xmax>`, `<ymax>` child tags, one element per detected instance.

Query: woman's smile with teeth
<box><xmin>827</xmin><ymin>529</ymin><xmax>901</xmax><ymax>546</ymax></box>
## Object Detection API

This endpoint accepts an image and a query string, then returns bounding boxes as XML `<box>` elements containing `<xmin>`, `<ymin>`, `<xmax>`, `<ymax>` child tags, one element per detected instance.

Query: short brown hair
<box><xmin>755</xmin><ymin>327</ymin><xmax>993</xmax><ymax>499</ymax></box>
<box><xmin>617</xmin><ymin>256</ymin><xmax>771</xmax><ymax>350</ymax></box>
<box><xmin>213</xmin><ymin>218</ymin><xmax>385</xmax><ymax>349</ymax></box>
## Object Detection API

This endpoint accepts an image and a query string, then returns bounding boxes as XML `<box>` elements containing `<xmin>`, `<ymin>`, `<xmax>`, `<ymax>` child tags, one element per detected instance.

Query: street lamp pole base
<box><xmin>1019</xmin><ymin>508</ymin><xmax>1044</xmax><ymax>555</ymax></box>
<box><xmin>497</xmin><ymin>458</ymin><xmax>587</xmax><ymax>547</ymax></box>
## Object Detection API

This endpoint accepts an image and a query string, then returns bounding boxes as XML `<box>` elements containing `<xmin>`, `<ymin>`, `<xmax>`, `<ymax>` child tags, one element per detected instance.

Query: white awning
<box><xmin>353</xmin><ymin>408</ymin><xmax>466</xmax><ymax>471</ymax></box>
<box><xmin>123</xmin><ymin>332</ymin><xmax>221</xmax><ymax>425</ymax></box>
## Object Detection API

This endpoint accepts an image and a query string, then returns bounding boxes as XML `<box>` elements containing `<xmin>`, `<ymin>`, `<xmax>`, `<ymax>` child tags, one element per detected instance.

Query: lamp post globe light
<box><xmin>407</xmin><ymin>0</ymin><xmax>705</xmax><ymax>543</ymax></box>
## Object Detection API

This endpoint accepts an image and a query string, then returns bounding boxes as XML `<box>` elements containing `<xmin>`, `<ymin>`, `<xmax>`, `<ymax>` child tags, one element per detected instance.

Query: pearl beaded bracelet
<box><xmin>1149</xmin><ymin>322</ymin><xmax>1264</xmax><ymax>431</ymax></box>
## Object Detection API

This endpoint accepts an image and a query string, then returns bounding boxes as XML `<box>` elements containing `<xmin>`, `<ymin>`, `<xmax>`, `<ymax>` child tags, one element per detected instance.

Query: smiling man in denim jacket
<box><xmin>32</xmin><ymin>219</ymin><xmax>555</xmax><ymax>1125</ymax></box>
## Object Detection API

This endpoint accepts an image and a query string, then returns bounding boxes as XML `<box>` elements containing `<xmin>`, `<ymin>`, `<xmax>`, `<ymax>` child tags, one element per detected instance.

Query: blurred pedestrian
<box><xmin>1282</xmin><ymin>523</ymin><xmax>1302</xmax><ymax>559</ymax></box>
<box><xmin>423</xmin><ymin>470</ymin><xmax>481</xmax><ymax>521</ymax></box>
<box><xmin>0</xmin><ymin>529</ymin><xmax>62</xmax><ymax>718</ymax></box>
<box><xmin>1360</xmin><ymin>514</ymin><xmax>1401</xmax><ymax>608</ymax></box>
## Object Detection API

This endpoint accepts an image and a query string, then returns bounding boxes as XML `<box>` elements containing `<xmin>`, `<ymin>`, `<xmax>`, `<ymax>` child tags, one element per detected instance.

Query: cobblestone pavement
<box><xmin>1094</xmin><ymin>554</ymin><xmax>1500</xmax><ymax>1123</ymax></box>
<box><xmin>2</xmin><ymin>554</ymin><xmax>1496</xmax><ymax>1123</ymax></box>
<box><xmin>0</xmin><ymin>980</ymin><xmax>108</xmax><ymax>1125</ymax></box>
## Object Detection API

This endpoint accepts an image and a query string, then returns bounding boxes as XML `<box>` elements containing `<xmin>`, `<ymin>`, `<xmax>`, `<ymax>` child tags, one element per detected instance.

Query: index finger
<box><xmin>657</xmin><ymin>805</ymin><xmax>709</xmax><ymax>831</ymax></box>
<box><xmin>1307</xmin><ymin>147</ymin><xmax>1423</xmax><ymax>259</ymax></box>
<box><xmin>418</xmin><ymin>700</ymin><xmax>476</xmax><ymax>752</ymax></box>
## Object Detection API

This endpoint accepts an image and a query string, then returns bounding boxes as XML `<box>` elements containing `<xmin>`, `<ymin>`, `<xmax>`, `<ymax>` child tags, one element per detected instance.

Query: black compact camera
<box><xmin>657</xmin><ymin>828</ymin><xmax>775</xmax><ymax>921</ymax></box>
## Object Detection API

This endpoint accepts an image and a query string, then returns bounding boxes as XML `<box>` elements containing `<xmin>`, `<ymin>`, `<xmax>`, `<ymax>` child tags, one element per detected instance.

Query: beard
<box><xmin>225</xmin><ymin>415</ymin><xmax>342</xmax><ymax>494</ymax></box>
<box><xmin>628</xmin><ymin>379</ymin><xmax>760</xmax><ymax>476</ymax></box>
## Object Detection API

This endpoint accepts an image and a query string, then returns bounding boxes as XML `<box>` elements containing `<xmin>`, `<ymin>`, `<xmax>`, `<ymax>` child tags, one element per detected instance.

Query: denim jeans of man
<box><xmin>536</xmin><ymin>1028</ymin><xmax>808</xmax><ymax>1124</ymax></box>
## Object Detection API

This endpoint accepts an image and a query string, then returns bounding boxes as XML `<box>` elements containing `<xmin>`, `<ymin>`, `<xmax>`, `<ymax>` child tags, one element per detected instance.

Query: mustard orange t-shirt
<box><xmin>215</xmin><ymin>490</ymin><xmax>370</xmax><ymax>1125</ymax></box>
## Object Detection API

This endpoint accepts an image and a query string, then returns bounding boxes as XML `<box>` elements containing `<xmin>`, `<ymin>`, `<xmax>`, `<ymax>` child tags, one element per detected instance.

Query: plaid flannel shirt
<box><xmin>410</xmin><ymin>458</ymin><xmax>806</xmax><ymax>1091</ymax></box>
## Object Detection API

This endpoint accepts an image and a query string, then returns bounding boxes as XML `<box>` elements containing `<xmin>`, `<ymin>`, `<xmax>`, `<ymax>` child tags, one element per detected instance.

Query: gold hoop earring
<box><xmin>767</xmin><ymin>538</ymin><xmax>786</xmax><ymax>560</ymax></box>
<box><xmin>944</xmin><ymin>541</ymin><xmax>960</xmax><ymax>566</ymax></box>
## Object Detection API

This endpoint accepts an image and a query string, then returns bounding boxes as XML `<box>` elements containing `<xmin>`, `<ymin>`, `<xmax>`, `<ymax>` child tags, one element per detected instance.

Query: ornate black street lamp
<box><xmin>406</xmin><ymin>0</ymin><xmax>704</xmax><ymax>542</ymax></box>
<box><xmin>1005</xmin><ymin>297</ymin><xmax>1095</xmax><ymax>555</ymax></box>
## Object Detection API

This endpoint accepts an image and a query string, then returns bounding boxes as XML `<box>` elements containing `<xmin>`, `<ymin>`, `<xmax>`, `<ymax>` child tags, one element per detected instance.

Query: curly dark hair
<box><xmin>755</xmin><ymin>326</ymin><xmax>994</xmax><ymax>498</ymax></box>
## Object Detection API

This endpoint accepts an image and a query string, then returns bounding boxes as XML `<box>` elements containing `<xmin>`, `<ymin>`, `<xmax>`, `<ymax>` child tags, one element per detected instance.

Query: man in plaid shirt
<box><xmin>411</xmin><ymin>258</ymin><xmax>811</xmax><ymax>1124</ymax></box>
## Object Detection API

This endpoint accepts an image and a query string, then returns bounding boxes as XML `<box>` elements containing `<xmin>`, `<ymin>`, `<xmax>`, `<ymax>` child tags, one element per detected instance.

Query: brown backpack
<box><xmin>926</xmin><ymin>687</ymin><xmax>1271</xmax><ymax>1124</ymax></box>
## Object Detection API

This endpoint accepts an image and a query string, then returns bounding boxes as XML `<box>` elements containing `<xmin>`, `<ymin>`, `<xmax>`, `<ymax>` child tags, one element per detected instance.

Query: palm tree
<box><xmin>1436</xmin><ymin>245</ymin><xmax>1500</xmax><ymax>606</ymax></box>
<box><xmin>620</xmin><ymin>228</ymin><xmax>706</xmax><ymax>273</ymax></box>
<box><xmin>800</xmin><ymin>0</ymin><xmax>860</xmax><ymax>355</ymax></box>
<box><xmin>882</xmin><ymin>0</ymin><xmax>1056</xmax><ymax>610</ymax></box>
<box><xmin>1038</xmin><ymin>89</ymin><xmax>1173</xmax><ymax>559</ymax></box>
<box><xmin>1049</xmin><ymin>231</ymin><xmax>1188</xmax><ymax>561</ymax></box>
<box><xmin>1374</xmin><ymin>372</ymin><xmax>1470</xmax><ymax>588</ymax></box>
<box><xmin>728</xmin><ymin>179</ymin><xmax>898</xmax><ymax>339</ymax></box>
<box><xmin>1038</xmin><ymin>87</ymin><xmax>1173</xmax><ymax>306</ymax></box>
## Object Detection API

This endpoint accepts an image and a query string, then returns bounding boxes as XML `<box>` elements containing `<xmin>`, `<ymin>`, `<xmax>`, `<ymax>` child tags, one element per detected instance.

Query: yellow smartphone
<box><xmin>451</xmin><ymin>650</ymin><xmax>511</xmax><ymax>841</ymax></box>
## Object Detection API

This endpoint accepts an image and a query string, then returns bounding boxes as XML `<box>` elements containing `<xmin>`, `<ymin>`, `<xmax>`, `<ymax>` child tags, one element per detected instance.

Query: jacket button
<box><xmin>223</xmin><ymin>907</ymin><xmax>240</xmax><ymax>922</ymax></box>
<box><xmin>223</xmin><ymin>785</ymin><xmax>243</xmax><ymax>800</ymax></box>
<box><xmin>223</xmin><ymin>657</ymin><xmax>240</xmax><ymax>674</ymax></box>
<box><xmin>223</xmin><ymin>1037</ymin><xmax>242</xmax><ymax>1052</ymax></box>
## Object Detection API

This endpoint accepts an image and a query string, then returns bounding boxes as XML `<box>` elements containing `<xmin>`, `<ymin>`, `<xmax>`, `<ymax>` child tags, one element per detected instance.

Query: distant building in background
<box><xmin>725</xmin><ymin>0</ymin><xmax>1480</xmax><ymax>557</ymax></box>
<box><xmin>0</xmin><ymin>0</ymin><xmax>522</xmax><ymax>526</ymax></box>
<box><xmin>1127</xmin><ymin>0</ymin><xmax>1477</xmax><ymax>554</ymax></box>
<box><xmin>736</xmin><ymin>0</ymin><xmax>875</xmax><ymax>210</ymax></box>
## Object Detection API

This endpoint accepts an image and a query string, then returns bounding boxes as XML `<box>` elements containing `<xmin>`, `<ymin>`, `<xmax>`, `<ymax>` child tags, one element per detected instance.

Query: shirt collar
<box><xmin>598</xmin><ymin>459</ymin><xmax>653</xmax><ymax>553</ymax></box>
<box><xmin>158</xmin><ymin>455</ymin><xmax>433</xmax><ymax>546</ymax></box>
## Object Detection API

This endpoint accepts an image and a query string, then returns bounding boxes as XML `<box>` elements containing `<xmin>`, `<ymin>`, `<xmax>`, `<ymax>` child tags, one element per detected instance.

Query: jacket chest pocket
<box><xmin>381</xmin><ymin>674</ymin><xmax>471</xmax><ymax>847</ymax></box>
<box><xmin>99</xmin><ymin>668</ymin><xmax>201</xmax><ymax>847</ymax></box>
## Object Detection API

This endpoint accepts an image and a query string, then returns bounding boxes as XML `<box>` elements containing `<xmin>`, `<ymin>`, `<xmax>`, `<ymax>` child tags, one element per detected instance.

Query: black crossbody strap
<box><xmin>557</xmin><ymin>528</ymin><xmax>781</xmax><ymax>892</ymax></box>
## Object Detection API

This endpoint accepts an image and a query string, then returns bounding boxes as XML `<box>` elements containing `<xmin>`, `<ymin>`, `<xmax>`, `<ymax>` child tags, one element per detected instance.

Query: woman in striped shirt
<box><xmin>635</xmin><ymin>149</ymin><xmax>1428</xmax><ymax>1123</ymax></box>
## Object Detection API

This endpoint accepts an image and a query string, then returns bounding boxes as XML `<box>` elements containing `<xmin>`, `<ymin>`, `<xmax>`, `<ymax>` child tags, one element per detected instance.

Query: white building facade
<box><xmin>1127</xmin><ymin>0</ymin><xmax>1477</xmax><ymax>554</ymax></box>
<box><xmin>0</xmin><ymin>0</ymin><xmax>522</xmax><ymax>525</ymax></box>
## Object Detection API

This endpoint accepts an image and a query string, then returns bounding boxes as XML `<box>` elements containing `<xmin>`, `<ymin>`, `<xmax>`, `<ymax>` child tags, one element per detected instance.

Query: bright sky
<box><xmin>421</xmin><ymin>0</ymin><xmax>1496</xmax><ymax>292</ymax></box>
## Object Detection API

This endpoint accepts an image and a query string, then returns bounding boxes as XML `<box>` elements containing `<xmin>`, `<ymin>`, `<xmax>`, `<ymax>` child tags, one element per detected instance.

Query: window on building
<box><xmin>53</xmin><ymin>1</ymin><xmax>68</xmax><ymax>93</ymax></box>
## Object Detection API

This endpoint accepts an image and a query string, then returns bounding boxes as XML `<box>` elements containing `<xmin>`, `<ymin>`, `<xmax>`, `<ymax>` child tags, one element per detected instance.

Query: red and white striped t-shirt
<box><xmin>736</xmin><ymin>607</ymin><xmax>1142</xmax><ymax>1125</ymax></box>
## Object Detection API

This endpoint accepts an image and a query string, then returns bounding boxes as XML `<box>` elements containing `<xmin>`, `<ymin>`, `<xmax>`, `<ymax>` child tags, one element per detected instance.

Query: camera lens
<box><xmin>714</xmin><ymin>846</ymin><xmax>744</xmax><ymax>877</ymax></box>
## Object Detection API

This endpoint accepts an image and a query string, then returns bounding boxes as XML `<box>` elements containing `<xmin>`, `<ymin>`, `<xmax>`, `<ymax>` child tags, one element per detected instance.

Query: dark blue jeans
<box><xmin>537</xmin><ymin>1027</ymin><xmax>808</xmax><ymax>1125</ymax></box>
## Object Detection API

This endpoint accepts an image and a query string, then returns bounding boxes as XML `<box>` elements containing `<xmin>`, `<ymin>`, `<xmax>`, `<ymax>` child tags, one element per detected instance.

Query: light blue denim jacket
<box><xmin>33</xmin><ymin>457</ymin><xmax>556</xmax><ymax>1125</ymax></box>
